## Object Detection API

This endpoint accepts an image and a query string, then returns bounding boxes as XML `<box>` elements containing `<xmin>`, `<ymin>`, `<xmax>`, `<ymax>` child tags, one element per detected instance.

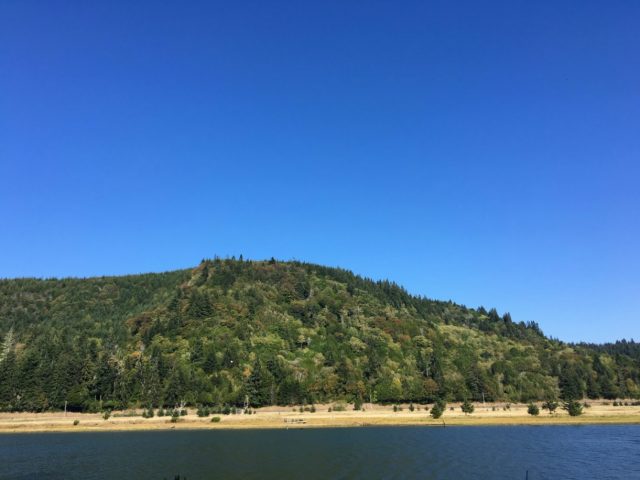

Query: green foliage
<box><xmin>102</xmin><ymin>410</ymin><xmax>111</xmax><ymax>420</ymax></box>
<box><xmin>527</xmin><ymin>403</ymin><xmax>540</xmax><ymax>416</ymax></box>
<box><xmin>460</xmin><ymin>400</ymin><xmax>474</xmax><ymax>414</ymax></box>
<box><xmin>332</xmin><ymin>403</ymin><xmax>347</xmax><ymax>412</ymax></box>
<box><xmin>430</xmin><ymin>399</ymin><xmax>446</xmax><ymax>419</ymax></box>
<box><xmin>211</xmin><ymin>416</ymin><xmax>221</xmax><ymax>423</ymax></box>
<box><xmin>73</xmin><ymin>419</ymin><xmax>79</xmax><ymax>425</ymax></box>
<box><xmin>542</xmin><ymin>400</ymin><xmax>558</xmax><ymax>414</ymax></box>
<box><xmin>0</xmin><ymin>258</ymin><xmax>637</xmax><ymax>413</ymax></box>
<box><xmin>563</xmin><ymin>400</ymin><xmax>583</xmax><ymax>416</ymax></box>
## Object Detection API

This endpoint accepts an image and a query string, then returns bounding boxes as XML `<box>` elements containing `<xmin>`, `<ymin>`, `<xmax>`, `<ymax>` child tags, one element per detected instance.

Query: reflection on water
<box><xmin>1</xmin><ymin>425</ymin><xmax>639</xmax><ymax>479</ymax></box>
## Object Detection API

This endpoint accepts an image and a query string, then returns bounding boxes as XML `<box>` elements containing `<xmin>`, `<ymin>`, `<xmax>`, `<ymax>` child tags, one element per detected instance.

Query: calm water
<box><xmin>1</xmin><ymin>425</ymin><xmax>639</xmax><ymax>479</ymax></box>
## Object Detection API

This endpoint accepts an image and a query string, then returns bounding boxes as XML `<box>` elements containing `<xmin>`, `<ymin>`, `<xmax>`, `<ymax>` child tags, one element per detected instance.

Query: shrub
<box><xmin>353</xmin><ymin>398</ymin><xmax>363</xmax><ymax>410</ymax></box>
<box><xmin>542</xmin><ymin>400</ymin><xmax>558</xmax><ymax>414</ymax></box>
<box><xmin>170</xmin><ymin>410</ymin><xmax>180</xmax><ymax>423</ymax></box>
<box><xmin>409</xmin><ymin>402</ymin><xmax>415</xmax><ymax>412</ymax></box>
<box><xmin>332</xmin><ymin>403</ymin><xmax>347</xmax><ymax>412</ymax></box>
<box><xmin>310</xmin><ymin>404</ymin><xmax>316</xmax><ymax>413</ymax></box>
<box><xmin>527</xmin><ymin>403</ymin><xmax>539</xmax><ymax>416</ymax></box>
<box><xmin>157</xmin><ymin>408</ymin><xmax>165</xmax><ymax>417</ymax></box>
<box><xmin>102</xmin><ymin>410</ymin><xmax>111</xmax><ymax>420</ymax></box>
<box><xmin>461</xmin><ymin>400</ymin><xmax>474</xmax><ymax>415</ymax></box>
<box><xmin>211</xmin><ymin>416</ymin><xmax>221</xmax><ymax>423</ymax></box>
<box><xmin>73</xmin><ymin>419</ymin><xmax>80</xmax><ymax>426</ymax></box>
<box><xmin>222</xmin><ymin>405</ymin><xmax>231</xmax><ymax>415</ymax></box>
<box><xmin>180</xmin><ymin>409</ymin><xmax>188</xmax><ymax>416</ymax></box>
<box><xmin>430</xmin><ymin>399</ymin><xmax>446</xmax><ymax>419</ymax></box>
<box><xmin>430</xmin><ymin>404</ymin><xmax>444</xmax><ymax>419</ymax></box>
<box><xmin>393</xmin><ymin>405</ymin><xmax>398</xmax><ymax>412</ymax></box>
<box><xmin>563</xmin><ymin>400</ymin><xmax>583</xmax><ymax>417</ymax></box>
<box><xmin>197</xmin><ymin>406</ymin><xmax>210</xmax><ymax>417</ymax></box>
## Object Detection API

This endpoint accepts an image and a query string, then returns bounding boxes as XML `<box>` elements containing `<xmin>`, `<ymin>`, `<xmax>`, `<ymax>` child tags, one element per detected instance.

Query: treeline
<box><xmin>0</xmin><ymin>258</ymin><xmax>638</xmax><ymax>412</ymax></box>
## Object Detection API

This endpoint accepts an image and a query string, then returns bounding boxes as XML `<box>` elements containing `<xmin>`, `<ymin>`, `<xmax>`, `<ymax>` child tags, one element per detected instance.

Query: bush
<box><xmin>211</xmin><ymin>416</ymin><xmax>221</xmax><ymax>423</ymax></box>
<box><xmin>332</xmin><ymin>403</ymin><xmax>347</xmax><ymax>412</ymax></box>
<box><xmin>542</xmin><ymin>400</ymin><xmax>558</xmax><ymax>414</ymax></box>
<box><xmin>527</xmin><ymin>403</ymin><xmax>539</xmax><ymax>416</ymax></box>
<box><xmin>222</xmin><ymin>405</ymin><xmax>231</xmax><ymax>415</ymax></box>
<box><xmin>353</xmin><ymin>398</ymin><xmax>363</xmax><ymax>410</ymax></box>
<box><xmin>180</xmin><ymin>409</ymin><xmax>188</xmax><ymax>416</ymax></box>
<box><xmin>461</xmin><ymin>400</ymin><xmax>474</xmax><ymax>415</ymax></box>
<box><xmin>73</xmin><ymin>419</ymin><xmax>80</xmax><ymax>426</ymax></box>
<box><xmin>430</xmin><ymin>404</ymin><xmax>443</xmax><ymax>419</ymax></box>
<box><xmin>563</xmin><ymin>400</ymin><xmax>583</xmax><ymax>417</ymax></box>
<box><xmin>170</xmin><ymin>410</ymin><xmax>180</xmax><ymax>423</ymax></box>
<box><xmin>157</xmin><ymin>408</ymin><xmax>165</xmax><ymax>417</ymax></box>
<box><xmin>310</xmin><ymin>405</ymin><xmax>316</xmax><ymax>413</ymax></box>
<box><xmin>430</xmin><ymin>399</ymin><xmax>446</xmax><ymax>419</ymax></box>
<box><xmin>197</xmin><ymin>406</ymin><xmax>210</xmax><ymax>417</ymax></box>
<box><xmin>102</xmin><ymin>410</ymin><xmax>111</xmax><ymax>420</ymax></box>
<box><xmin>409</xmin><ymin>402</ymin><xmax>415</xmax><ymax>412</ymax></box>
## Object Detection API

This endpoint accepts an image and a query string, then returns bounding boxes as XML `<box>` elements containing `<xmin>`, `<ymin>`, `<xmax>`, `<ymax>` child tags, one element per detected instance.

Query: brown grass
<box><xmin>0</xmin><ymin>401</ymin><xmax>638</xmax><ymax>433</ymax></box>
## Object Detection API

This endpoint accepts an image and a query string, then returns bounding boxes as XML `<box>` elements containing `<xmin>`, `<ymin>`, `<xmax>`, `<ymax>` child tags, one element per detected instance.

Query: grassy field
<box><xmin>0</xmin><ymin>401</ymin><xmax>638</xmax><ymax>433</ymax></box>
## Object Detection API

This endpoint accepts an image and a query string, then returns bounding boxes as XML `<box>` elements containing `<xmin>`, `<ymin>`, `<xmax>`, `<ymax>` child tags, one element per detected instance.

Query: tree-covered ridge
<box><xmin>0</xmin><ymin>258</ymin><xmax>638</xmax><ymax>412</ymax></box>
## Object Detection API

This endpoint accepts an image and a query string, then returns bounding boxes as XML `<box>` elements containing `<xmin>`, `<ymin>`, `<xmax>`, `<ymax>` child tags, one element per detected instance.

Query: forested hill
<box><xmin>0</xmin><ymin>258</ymin><xmax>638</xmax><ymax>412</ymax></box>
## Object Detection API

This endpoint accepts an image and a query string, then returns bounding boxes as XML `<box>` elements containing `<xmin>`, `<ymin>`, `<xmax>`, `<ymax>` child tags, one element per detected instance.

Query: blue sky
<box><xmin>1</xmin><ymin>1</ymin><xmax>638</xmax><ymax>343</ymax></box>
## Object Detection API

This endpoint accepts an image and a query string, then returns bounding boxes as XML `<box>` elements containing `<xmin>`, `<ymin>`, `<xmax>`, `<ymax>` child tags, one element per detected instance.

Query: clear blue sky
<box><xmin>1</xmin><ymin>1</ymin><xmax>638</xmax><ymax>343</ymax></box>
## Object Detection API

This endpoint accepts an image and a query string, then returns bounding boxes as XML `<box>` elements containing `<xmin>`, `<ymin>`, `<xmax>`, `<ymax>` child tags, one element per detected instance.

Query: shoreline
<box><xmin>1</xmin><ymin>402</ymin><xmax>639</xmax><ymax>434</ymax></box>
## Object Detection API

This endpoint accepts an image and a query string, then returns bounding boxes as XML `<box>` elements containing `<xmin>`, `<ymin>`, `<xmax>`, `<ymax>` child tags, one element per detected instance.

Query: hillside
<box><xmin>0</xmin><ymin>258</ymin><xmax>638</xmax><ymax>412</ymax></box>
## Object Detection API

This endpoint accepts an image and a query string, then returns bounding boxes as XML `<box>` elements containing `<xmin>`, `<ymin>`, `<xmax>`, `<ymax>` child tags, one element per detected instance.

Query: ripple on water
<box><xmin>0</xmin><ymin>425</ymin><xmax>639</xmax><ymax>479</ymax></box>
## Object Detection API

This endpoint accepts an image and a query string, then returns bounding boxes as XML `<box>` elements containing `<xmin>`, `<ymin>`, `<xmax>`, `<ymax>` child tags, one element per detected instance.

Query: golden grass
<box><xmin>0</xmin><ymin>402</ymin><xmax>638</xmax><ymax>433</ymax></box>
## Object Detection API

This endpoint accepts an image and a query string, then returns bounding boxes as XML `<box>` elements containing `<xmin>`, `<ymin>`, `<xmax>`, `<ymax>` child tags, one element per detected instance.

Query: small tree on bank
<box><xmin>527</xmin><ymin>403</ymin><xmax>540</xmax><ymax>416</ymax></box>
<box><xmin>430</xmin><ymin>399</ymin><xmax>446</xmax><ymax>419</ymax></box>
<box><xmin>461</xmin><ymin>400</ymin><xmax>474</xmax><ymax>415</ymax></box>
<box><xmin>563</xmin><ymin>400</ymin><xmax>583</xmax><ymax>417</ymax></box>
<box><xmin>542</xmin><ymin>400</ymin><xmax>558</xmax><ymax>415</ymax></box>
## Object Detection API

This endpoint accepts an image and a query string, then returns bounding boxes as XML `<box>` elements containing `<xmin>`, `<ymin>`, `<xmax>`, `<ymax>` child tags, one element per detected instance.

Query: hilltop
<box><xmin>0</xmin><ymin>258</ymin><xmax>638</xmax><ymax>412</ymax></box>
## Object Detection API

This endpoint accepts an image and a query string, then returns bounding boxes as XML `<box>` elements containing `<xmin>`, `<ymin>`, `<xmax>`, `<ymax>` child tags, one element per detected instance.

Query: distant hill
<box><xmin>0</xmin><ymin>258</ymin><xmax>637</xmax><ymax>411</ymax></box>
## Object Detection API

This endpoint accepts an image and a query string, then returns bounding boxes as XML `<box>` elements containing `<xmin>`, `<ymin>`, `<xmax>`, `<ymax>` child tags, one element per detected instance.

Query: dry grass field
<box><xmin>0</xmin><ymin>401</ymin><xmax>638</xmax><ymax>433</ymax></box>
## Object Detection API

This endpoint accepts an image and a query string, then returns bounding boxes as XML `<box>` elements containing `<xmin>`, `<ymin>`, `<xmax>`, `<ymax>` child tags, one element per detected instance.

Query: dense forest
<box><xmin>0</xmin><ymin>258</ymin><xmax>638</xmax><ymax>412</ymax></box>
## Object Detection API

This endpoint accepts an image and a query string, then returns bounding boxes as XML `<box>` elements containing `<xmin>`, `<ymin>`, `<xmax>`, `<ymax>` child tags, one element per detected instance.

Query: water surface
<box><xmin>1</xmin><ymin>425</ymin><xmax>639</xmax><ymax>479</ymax></box>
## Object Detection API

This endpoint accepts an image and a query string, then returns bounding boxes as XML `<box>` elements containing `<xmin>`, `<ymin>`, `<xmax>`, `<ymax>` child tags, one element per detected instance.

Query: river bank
<box><xmin>1</xmin><ymin>401</ymin><xmax>638</xmax><ymax>433</ymax></box>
